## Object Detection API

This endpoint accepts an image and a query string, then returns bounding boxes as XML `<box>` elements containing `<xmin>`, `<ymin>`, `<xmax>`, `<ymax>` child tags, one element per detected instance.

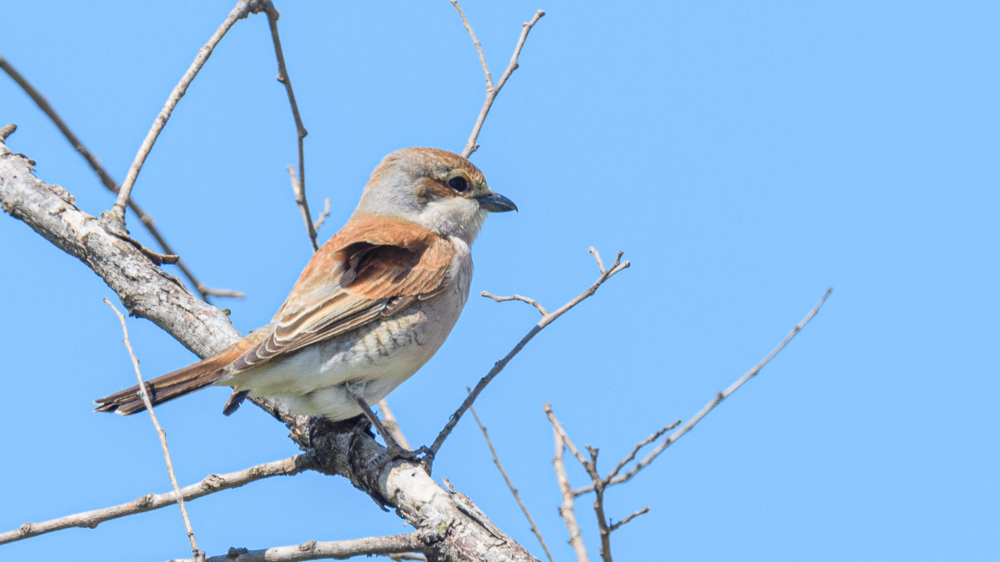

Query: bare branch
<box><xmin>607</xmin><ymin>507</ymin><xmax>649</xmax><ymax>533</ymax></box>
<box><xmin>427</xmin><ymin>248</ymin><xmax>629</xmax><ymax>459</ymax></box>
<box><xmin>0</xmin><ymin>54</ymin><xmax>242</xmax><ymax>301</ymax></box>
<box><xmin>378</xmin><ymin>399</ymin><xmax>412</xmax><ymax>451</ymax></box>
<box><xmin>575</xmin><ymin>288</ymin><xmax>835</xmax><ymax>495</ymax></box>
<box><xmin>173</xmin><ymin>531</ymin><xmax>435</xmax><ymax>562</ymax></box>
<box><xmin>469</xmin><ymin>403</ymin><xmax>556</xmax><ymax>562</ymax></box>
<box><xmin>112</xmin><ymin>0</ymin><xmax>261</xmax><ymax>217</ymax></box>
<box><xmin>104</xmin><ymin>299</ymin><xmax>204</xmax><ymax>561</ymax></box>
<box><xmin>313</xmin><ymin>198</ymin><xmax>331</xmax><ymax>232</ymax></box>
<box><xmin>260</xmin><ymin>0</ymin><xmax>311</xmax><ymax>245</ymax></box>
<box><xmin>0</xmin><ymin>456</ymin><xmax>308</xmax><ymax>545</ymax></box>
<box><xmin>481</xmin><ymin>291</ymin><xmax>549</xmax><ymax>316</ymax></box>
<box><xmin>605</xmin><ymin>419</ymin><xmax>681</xmax><ymax>483</ymax></box>
<box><xmin>450</xmin><ymin>5</ymin><xmax>545</xmax><ymax>158</ymax></box>
<box><xmin>553</xmin><ymin>429</ymin><xmax>588</xmax><ymax>562</ymax></box>
<box><xmin>198</xmin><ymin>286</ymin><xmax>245</xmax><ymax>299</ymax></box>
<box><xmin>448</xmin><ymin>1</ymin><xmax>493</xmax><ymax>89</ymax></box>
<box><xmin>543</xmin><ymin>404</ymin><xmax>589</xmax><ymax>467</ymax></box>
<box><xmin>288</xmin><ymin>165</ymin><xmax>319</xmax><ymax>251</ymax></box>
<box><xmin>0</xmin><ymin>122</ymin><xmax>15</xmax><ymax>140</ymax></box>
<box><xmin>1</xmin><ymin>135</ymin><xmax>540</xmax><ymax>562</ymax></box>
<box><xmin>546</xmin><ymin>406</ymin><xmax>613</xmax><ymax>562</ymax></box>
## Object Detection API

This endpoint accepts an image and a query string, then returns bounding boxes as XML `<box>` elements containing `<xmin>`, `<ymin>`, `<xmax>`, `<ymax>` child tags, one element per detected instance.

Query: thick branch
<box><xmin>0</xmin><ymin>55</ymin><xmax>242</xmax><ymax>301</ymax></box>
<box><xmin>0</xmin><ymin>137</ymin><xmax>538</xmax><ymax>562</ymax></box>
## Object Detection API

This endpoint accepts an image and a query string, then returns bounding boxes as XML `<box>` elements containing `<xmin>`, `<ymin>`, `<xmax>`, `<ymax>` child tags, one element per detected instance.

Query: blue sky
<box><xmin>2</xmin><ymin>1</ymin><xmax>998</xmax><ymax>561</ymax></box>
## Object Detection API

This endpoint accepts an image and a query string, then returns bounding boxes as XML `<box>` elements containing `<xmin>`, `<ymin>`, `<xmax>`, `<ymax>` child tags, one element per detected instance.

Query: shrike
<box><xmin>96</xmin><ymin>147</ymin><xmax>516</xmax><ymax>439</ymax></box>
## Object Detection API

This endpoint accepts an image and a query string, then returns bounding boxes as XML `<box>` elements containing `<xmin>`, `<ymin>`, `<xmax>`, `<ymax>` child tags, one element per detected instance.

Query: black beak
<box><xmin>477</xmin><ymin>192</ymin><xmax>518</xmax><ymax>213</ymax></box>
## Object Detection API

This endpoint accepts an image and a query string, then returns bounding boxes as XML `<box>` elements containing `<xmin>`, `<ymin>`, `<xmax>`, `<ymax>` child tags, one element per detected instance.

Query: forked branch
<box><xmin>449</xmin><ymin>2</ymin><xmax>545</xmax><ymax>157</ymax></box>
<box><xmin>112</xmin><ymin>0</ymin><xmax>263</xmax><ymax>218</ymax></box>
<box><xmin>427</xmin><ymin>248</ymin><xmax>629</xmax><ymax>459</ymax></box>
<box><xmin>0</xmin><ymin>56</ymin><xmax>241</xmax><ymax>301</ymax></box>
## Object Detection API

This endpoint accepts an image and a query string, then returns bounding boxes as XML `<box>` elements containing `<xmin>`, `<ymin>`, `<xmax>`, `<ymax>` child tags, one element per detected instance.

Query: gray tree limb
<box><xmin>0</xmin><ymin>135</ymin><xmax>537</xmax><ymax>562</ymax></box>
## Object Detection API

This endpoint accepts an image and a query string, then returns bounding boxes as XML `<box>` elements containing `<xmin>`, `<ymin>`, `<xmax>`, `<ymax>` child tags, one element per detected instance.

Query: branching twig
<box><xmin>104</xmin><ymin>299</ymin><xmax>204</xmax><ymax>561</ymax></box>
<box><xmin>469</xmin><ymin>402</ymin><xmax>555</xmax><ymax>562</ymax></box>
<box><xmin>606</xmin><ymin>420</ymin><xmax>680</xmax><ymax>483</ymax></box>
<box><xmin>607</xmin><ymin>507</ymin><xmax>649</xmax><ymax>533</ymax></box>
<box><xmin>481</xmin><ymin>291</ymin><xmax>548</xmax><ymax>316</ymax></box>
<box><xmin>449</xmin><ymin>2</ymin><xmax>545</xmax><ymax>158</ymax></box>
<box><xmin>0</xmin><ymin>456</ymin><xmax>308</xmax><ymax>545</ymax></box>
<box><xmin>553</xmin><ymin>429</ymin><xmax>588</xmax><ymax>562</ymax></box>
<box><xmin>546</xmin><ymin>405</ymin><xmax>615</xmax><ymax>562</ymax></box>
<box><xmin>427</xmin><ymin>248</ymin><xmax>629</xmax><ymax>459</ymax></box>
<box><xmin>0</xmin><ymin>55</ymin><xmax>241</xmax><ymax>301</ymax></box>
<box><xmin>574</xmin><ymin>287</ymin><xmax>835</xmax><ymax>496</ymax></box>
<box><xmin>313</xmin><ymin>198</ymin><xmax>331</xmax><ymax>232</ymax></box>
<box><xmin>172</xmin><ymin>531</ymin><xmax>435</xmax><ymax>562</ymax></box>
<box><xmin>260</xmin><ymin>0</ymin><xmax>311</xmax><ymax>249</ymax></box>
<box><xmin>112</xmin><ymin>0</ymin><xmax>261</xmax><ymax>218</ymax></box>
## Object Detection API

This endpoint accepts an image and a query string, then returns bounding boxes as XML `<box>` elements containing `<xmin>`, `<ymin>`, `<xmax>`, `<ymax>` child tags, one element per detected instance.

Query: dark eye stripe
<box><xmin>448</xmin><ymin>176</ymin><xmax>468</xmax><ymax>192</ymax></box>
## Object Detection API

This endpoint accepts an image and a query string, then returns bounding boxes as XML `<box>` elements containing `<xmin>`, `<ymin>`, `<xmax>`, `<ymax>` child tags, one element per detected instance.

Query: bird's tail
<box><xmin>94</xmin><ymin>352</ymin><xmax>235</xmax><ymax>415</ymax></box>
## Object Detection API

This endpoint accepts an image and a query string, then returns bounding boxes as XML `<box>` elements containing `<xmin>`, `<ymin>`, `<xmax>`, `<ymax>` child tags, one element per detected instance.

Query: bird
<box><xmin>95</xmin><ymin>147</ymin><xmax>516</xmax><ymax>443</ymax></box>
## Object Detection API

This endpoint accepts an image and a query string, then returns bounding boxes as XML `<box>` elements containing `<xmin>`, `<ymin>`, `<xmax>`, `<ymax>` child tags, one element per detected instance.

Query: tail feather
<box><xmin>95</xmin><ymin>353</ymin><xmax>234</xmax><ymax>415</ymax></box>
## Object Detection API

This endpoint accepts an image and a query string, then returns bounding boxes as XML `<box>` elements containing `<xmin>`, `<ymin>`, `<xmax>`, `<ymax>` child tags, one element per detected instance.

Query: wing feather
<box><xmin>228</xmin><ymin>215</ymin><xmax>455</xmax><ymax>373</ymax></box>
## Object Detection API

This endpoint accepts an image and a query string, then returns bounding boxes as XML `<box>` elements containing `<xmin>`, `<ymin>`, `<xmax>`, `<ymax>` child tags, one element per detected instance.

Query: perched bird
<box><xmin>95</xmin><ymin>147</ymin><xmax>516</xmax><ymax>434</ymax></box>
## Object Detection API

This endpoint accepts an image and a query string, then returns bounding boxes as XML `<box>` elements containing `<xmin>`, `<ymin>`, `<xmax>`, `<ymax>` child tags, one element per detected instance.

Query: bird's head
<box><xmin>352</xmin><ymin>147</ymin><xmax>517</xmax><ymax>244</ymax></box>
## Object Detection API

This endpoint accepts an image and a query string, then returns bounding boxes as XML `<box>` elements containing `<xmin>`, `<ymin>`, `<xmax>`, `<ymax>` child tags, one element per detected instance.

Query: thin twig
<box><xmin>0</xmin><ymin>54</ymin><xmax>241</xmax><ymax>301</ymax></box>
<box><xmin>112</xmin><ymin>0</ymin><xmax>258</xmax><ymax>218</ymax></box>
<box><xmin>377</xmin><ymin>399</ymin><xmax>412</xmax><ymax>451</ymax></box>
<box><xmin>469</xmin><ymin>402</ymin><xmax>556</xmax><ymax>562</ymax></box>
<box><xmin>482</xmin><ymin>291</ymin><xmax>549</xmax><ymax>316</ymax></box>
<box><xmin>553</xmin><ymin>429</ymin><xmax>588</xmax><ymax>562</ymax></box>
<box><xmin>606</xmin><ymin>419</ymin><xmax>681</xmax><ymax>482</ymax></box>
<box><xmin>313</xmin><ymin>198</ymin><xmax>331</xmax><ymax>232</ymax></box>
<box><xmin>172</xmin><ymin>531</ymin><xmax>434</xmax><ymax>562</ymax></box>
<box><xmin>574</xmin><ymin>287</ymin><xmax>835</xmax><ymax>495</ymax></box>
<box><xmin>288</xmin><ymin>165</ymin><xmax>318</xmax><ymax>251</ymax></box>
<box><xmin>427</xmin><ymin>248</ymin><xmax>629</xmax><ymax>459</ymax></box>
<box><xmin>448</xmin><ymin>1</ymin><xmax>492</xmax><ymax>89</ymax></box>
<box><xmin>608</xmin><ymin>507</ymin><xmax>649</xmax><ymax>533</ymax></box>
<box><xmin>104</xmin><ymin>299</ymin><xmax>204</xmax><ymax>561</ymax></box>
<box><xmin>0</xmin><ymin>456</ymin><xmax>308</xmax><ymax>545</ymax></box>
<box><xmin>260</xmin><ymin>0</ymin><xmax>311</xmax><ymax>249</ymax></box>
<box><xmin>449</xmin><ymin>4</ymin><xmax>545</xmax><ymax>158</ymax></box>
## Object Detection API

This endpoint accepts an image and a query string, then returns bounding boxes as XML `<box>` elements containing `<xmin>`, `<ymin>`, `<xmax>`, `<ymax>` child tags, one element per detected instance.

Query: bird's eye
<box><xmin>448</xmin><ymin>176</ymin><xmax>469</xmax><ymax>192</ymax></box>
